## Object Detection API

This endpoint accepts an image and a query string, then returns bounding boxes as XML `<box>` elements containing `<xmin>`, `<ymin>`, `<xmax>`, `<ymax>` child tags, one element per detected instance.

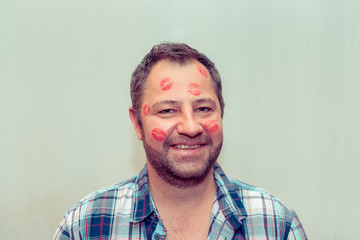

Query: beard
<box><xmin>142</xmin><ymin>133</ymin><xmax>223</xmax><ymax>189</ymax></box>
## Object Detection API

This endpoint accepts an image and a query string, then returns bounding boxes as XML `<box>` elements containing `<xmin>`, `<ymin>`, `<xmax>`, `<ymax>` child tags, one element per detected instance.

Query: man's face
<box><xmin>130</xmin><ymin>60</ymin><xmax>223</xmax><ymax>188</ymax></box>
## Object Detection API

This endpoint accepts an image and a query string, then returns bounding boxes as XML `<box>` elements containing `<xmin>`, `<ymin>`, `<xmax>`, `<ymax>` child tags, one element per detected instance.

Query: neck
<box><xmin>147</xmin><ymin>164</ymin><xmax>217</xmax><ymax>207</ymax></box>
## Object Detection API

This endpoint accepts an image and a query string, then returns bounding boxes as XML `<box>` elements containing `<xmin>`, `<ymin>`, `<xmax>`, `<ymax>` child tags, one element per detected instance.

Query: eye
<box><xmin>196</xmin><ymin>107</ymin><xmax>212</xmax><ymax>112</ymax></box>
<box><xmin>158</xmin><ymin>109</ymin><xmax>176</xmax><ymax>114</ymax></box>
<box><xmin>157</xmin><ymin>108</ymin><xmax>177</xmax><ymax>118</ymax></box>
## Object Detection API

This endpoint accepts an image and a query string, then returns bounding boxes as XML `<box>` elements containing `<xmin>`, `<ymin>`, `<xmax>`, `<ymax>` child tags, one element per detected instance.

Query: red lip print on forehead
<box><xmin>143</xmin><ymin>104</ymin><xmax>150</xmax><ymax>116</ymax></box>
<box><xmin>152</xmin><ymin>128</ymin><xmax>167</xmax><ymax>141</ymax></box>
<box><xmin>160</xmin><ymin>78</ymin><xmax>173</xmax><ymax>91</ymax></box>
<box><xmin>188</xmin><ymin>83</ymin><xmax>201</xmax><ymax>96</ymax></box>
<box><xmin>204</xmin><ymin>120</ymin><xmax>219</xmax><ymax>133</ymax></box>
<box><xmin>196</xmin><ymin>63</ymin><xmax>208</xmax><ymax>78</ymax></box>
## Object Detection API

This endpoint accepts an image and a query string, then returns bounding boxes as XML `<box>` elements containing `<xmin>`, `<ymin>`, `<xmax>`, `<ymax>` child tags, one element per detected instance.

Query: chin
<box><xmin>144</xmin><ymin>138</ymin><xmax>223</xmax><ymax>188</ymax></box>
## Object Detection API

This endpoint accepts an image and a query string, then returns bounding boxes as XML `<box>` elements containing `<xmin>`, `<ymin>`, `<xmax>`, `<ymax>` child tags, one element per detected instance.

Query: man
<box><xmin>53</xmin><ymin>43</ymin><xmax>307</xmax><ymax>240</ymax></box>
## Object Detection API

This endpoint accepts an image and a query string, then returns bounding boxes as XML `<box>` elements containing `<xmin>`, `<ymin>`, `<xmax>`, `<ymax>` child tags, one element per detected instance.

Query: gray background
<box><xmin>1</xmin><ymin>0</ymin><xmax>359</xmax><ymax>239</ymax></box>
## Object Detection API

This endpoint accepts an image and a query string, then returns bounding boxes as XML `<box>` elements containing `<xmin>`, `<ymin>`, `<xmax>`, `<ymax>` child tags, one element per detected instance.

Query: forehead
<box><xmin>148</xmin><ymin>59</ymin><xmax>198</xmax><ymax>81</ymax></box>
<box><xmin>144</xmin><ymin>60</ymin><xmax>216</xmax><ymax>101</ymax></box>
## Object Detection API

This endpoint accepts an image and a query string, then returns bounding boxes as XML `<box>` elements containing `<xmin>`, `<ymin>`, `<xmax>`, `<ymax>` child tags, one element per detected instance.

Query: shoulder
<box><xmin>229</xmin><ymin>177</ymin><xmax>297</xmax><ymax>219</ymax></box>
<box><xmin>70</xmin><ymin>177</ymin><xmax>137</xmax><ymax>217</ymax></box>
<box><xmin>221</xmin><ymin>178</ymin><xmax>307</xmax><ymax>239</ymax></box>
<box><xmin>214</xmin><ymin>164</ymin><xmax>299</xmax><ymax>223</ymax></box>
<box><xmin>53</xmin><ymin>177</ymin><xmax>137</xmax><ymax>239</ymax></box>
<box><xmin>53</xmin><ymin>177</ymin><xmax>139</xmax><ymax>239</ymax></box>
<box><xmin>216</xmin><ymin>165</ymin><xmax>307</xmax><ymax>239</ymax></box>
<box><xmin>228</xmin><ymin>177</ymin><xmax>308</xmax><ymax>239</ymax></box>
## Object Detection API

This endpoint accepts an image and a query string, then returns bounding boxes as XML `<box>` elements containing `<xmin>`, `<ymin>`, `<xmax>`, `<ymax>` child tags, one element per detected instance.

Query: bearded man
<box><xmin>53</xmin><ymin>42</ymin><xmax>307</xmax><ymax>240</ymax></box>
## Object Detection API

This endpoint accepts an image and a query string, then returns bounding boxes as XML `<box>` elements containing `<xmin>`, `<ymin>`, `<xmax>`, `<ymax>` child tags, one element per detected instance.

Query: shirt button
<box><xmin>153</xmin><ymin>233</ymin><xmax>161</xmax><ymax>240</ymax></box>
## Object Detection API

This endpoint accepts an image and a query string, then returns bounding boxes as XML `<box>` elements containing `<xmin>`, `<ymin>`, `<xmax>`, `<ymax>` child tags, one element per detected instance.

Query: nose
<box><xmin>176</xmin><ymin>110</ymin><xmax>203</xmax><ymax>138</ymax></box>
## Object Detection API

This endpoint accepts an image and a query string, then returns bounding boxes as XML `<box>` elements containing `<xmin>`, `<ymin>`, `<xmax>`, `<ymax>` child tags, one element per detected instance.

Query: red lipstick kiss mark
<box><xmin>204</xmin><ymin>120</ymin><xmax>219</xmax><ymax>133</ymax></box>
<box><xmin>151</xmin><ymin>128</ymin><xmax>167</xmax><ymax>141</ymax></box>
<box><xmin>196</xmin><ymin>64</ymin><xmax>208</xmax><ymax>78</ymax></box>
<box><xmin>143</xmin><ymin>104</ymin><xmax>150</xmax><ymax>115</ymax></box>
<box><xmin>188</xmin><ymin>83</ymin><xmax>201</xmax><ymax>96</ymax></box>
<box><xmin>160</xmin><ymin>78</ymin><xmax>173</xmax><ymax>91</ymax></box>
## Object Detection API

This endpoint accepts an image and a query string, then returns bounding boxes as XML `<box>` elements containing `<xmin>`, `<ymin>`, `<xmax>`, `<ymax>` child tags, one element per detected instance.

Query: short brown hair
<box><xmin>130</xmin><ymin>42</ymin><xmax>225</xmax><ymax>126</ymax></box>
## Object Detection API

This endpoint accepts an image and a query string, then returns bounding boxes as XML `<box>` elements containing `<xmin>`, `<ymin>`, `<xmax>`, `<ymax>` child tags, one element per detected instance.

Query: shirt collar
<box><xmin>213</xmin><ymin>163</ymin><xmax>248</xmax><ymax>230</ymax></box>
<box><xmin>130</xmin><ymin>165</ymin><xmax>156</xmax><ymax>223</ymax></box>
<box><xmin>130</xmin><ymin>163</ymin><xmax>248</xmax><ymax>230</ymax></box>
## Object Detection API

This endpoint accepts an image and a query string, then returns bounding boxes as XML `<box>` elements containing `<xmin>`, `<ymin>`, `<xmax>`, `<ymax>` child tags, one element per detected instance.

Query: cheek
<box><xmin>204</xmin><ymin>120</ymin><xmax>219</xmax><ymax>133</ymax></box>
<box><xmin>204</xmin><ymin>120</ymin><xmax>223</xmax><ymax>145</ymax></box>
<box><xmin>187</xmin><ymin>83</ymin><xmax>201</xmax><ymax>96</ymax></box>
<box><xmin>151</xmin><ymin>128</ymin><xmax>167</xmax><ymax>142</ymax></box>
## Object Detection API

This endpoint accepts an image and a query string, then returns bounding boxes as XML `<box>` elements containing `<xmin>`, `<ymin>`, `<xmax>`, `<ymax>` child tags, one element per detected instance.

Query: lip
<box><xmin>171</xmin><ymin>144</ymin><xmax>202</xmax><ymax>149</ymax></box>
<box><xmin>169</xmin><ymin>141</ymin><xmax>207</xmax><ymax>147</ymax></box>
<box><xmin>168</xmin><ymin>145</ymin><xmax>207</xmax><ymax>159</ymax></box>
<box><xmin>169</xmin><ymin>143</ymin><xmax>207</xmax><ymax>153</ymax></box>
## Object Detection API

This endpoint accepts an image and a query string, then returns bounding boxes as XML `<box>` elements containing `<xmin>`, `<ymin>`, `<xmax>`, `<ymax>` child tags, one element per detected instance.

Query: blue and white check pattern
<box><xmin>53</xmin><ymin>163</ymin><xmax>307</xmax><ymax>239</ymax></box>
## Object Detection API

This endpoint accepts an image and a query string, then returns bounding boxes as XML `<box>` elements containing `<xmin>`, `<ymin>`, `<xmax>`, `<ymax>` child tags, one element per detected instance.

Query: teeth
<box><xmin>175</xmin><ymin>145</ymin><xmax>200</xmax><ymax>149</ymax></box>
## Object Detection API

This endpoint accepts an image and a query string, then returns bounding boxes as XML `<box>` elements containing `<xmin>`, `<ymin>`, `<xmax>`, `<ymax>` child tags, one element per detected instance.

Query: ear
<box><xmin>129</xmin><ymin>106</ymin><xmax>143</xmax><ymax>140</ymax></box>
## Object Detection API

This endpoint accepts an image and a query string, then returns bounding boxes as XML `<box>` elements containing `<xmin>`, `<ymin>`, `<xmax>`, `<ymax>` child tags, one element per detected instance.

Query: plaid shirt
<box><xmin>53</xmin><ymin>163</ymin><xmax>307</xmax><ymax>240</ymax></box>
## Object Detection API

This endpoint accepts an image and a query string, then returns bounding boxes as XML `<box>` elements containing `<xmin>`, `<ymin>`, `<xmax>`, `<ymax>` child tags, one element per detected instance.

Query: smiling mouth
<box><xmin>173</xmin><ymin>144</ymin><xmax>202</xmax><ymax>149</ymax></box>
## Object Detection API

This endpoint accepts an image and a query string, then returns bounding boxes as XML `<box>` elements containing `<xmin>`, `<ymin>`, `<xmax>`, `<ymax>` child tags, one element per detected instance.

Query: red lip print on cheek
<box><xmin>188</xmin><ymin>83</ymin><xmax>201</xmax><ymax>96</ymax></box>
<box><xmin>160</xmin><ymin>78</ymin><xmax>173</xmax><ymax>91</ymax></box>
<box><xmin>204</xmin><ymin>120</ymin><xmax>219</xmax><ymax>133</ymax></box>
<box><xmin>143</xmin><ymin>104</ymin><xmax>150</xmax><ymax>115</ymax></box>
<box><xmin>151</xmin><ymin>128</ymin><xmax>167</xmax><ymax>141</ymax></box>
<box><xmin>197</xmin><ymin>64</ymin><xmax>208</xmax><ymax>78</ymax></box>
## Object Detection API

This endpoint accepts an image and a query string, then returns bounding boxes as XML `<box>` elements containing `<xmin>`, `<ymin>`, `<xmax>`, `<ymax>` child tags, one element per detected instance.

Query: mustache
<box><xmin>164</xmin><ymin>134</ymin><xmax>213</xmax><ymax>146</ymax></box>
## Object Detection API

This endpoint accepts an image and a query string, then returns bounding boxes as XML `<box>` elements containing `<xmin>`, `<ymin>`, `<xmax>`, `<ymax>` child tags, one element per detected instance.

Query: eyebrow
<box><xmin>193</xmin><ymin>98</ymin><xmax>218</xmax><ymax>109</ymax></box>
<box><xmin>150</xmin><ymin>100</ymin><xmax>179</xmax><ymax>110</ymax></box>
